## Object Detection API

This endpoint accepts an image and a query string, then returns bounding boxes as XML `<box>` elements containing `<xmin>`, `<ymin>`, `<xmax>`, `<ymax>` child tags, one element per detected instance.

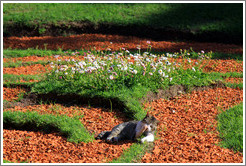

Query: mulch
<box><xmin>225</xmin><ymin>78</ymin><xmax>243</xmax><ymax>84</ymax></box>
<box><xmin>2</xmin><ymin>34</ymin><xmax>244</xmax><ymax>163</ymax></box>
<box><xmin>3</xmin><ymin>87</ymin><xmax>26</xmax><ymax>101</ymax></box>
<box><xmin>142</xmin><ymin>87</ymin><xmax>243</xmax><ymax>163</ymax></box>
<box><xmin>3</xmin><ymin>103</ymin><xmax>132</xmax><ymax>163</ymax></box>
<box><xmin>3</xmin><ymin>34</ymin><xmax>243</xmax><ymax>54</ymax></box>
<box><xmin>3</xmin><ymin>64</ymin><xmax>52</xmax><ymax>75</ymax></box>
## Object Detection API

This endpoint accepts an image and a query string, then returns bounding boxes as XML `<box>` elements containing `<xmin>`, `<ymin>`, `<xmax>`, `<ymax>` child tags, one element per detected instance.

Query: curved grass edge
<box><xmin>217</xmin><ymin>102</ymin><xmax>243</xmax><ymax>152</ymax></box>
<box><xmin>3</xmin><ymin>111</ymin><xmax>94</xmax><ymax>143</ymax></box>
<box><xmin>109</xmin><ymin>142</ymin><xmax>151</xmax><ymax>163</ymax></box>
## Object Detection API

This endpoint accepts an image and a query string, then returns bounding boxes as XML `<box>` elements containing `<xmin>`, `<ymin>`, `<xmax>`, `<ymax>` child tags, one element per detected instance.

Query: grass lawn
<box><xmin>3</xmin><ymin>3</ymin><xmax>243</xmax><ymax>43</ymax></box>
<box><xmin>217</xmin><ymin>103</ymin><xmax>243</xmax><ymax>152</ymax></box>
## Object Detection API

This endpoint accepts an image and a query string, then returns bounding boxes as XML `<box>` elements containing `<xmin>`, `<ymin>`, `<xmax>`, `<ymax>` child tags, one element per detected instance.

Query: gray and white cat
<box><xmin>95</xmin><ymin>113</ymin><xmax>159</xmax><ymax>143</ymax></box>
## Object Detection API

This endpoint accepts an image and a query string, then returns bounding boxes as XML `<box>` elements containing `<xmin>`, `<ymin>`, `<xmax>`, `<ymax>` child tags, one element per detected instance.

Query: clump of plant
<box><xmin>32</xmin><ymin>43</ymin><xmax>215</xmax><ymax>119</ymax></box>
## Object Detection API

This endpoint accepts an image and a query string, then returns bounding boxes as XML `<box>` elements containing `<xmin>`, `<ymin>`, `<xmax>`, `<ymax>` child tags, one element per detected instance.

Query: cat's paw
<box><xmin>112</xmin><ymin>137</ymin><xmax>119</xmax><ymax>142</ymax></box>
<box><xmin>106</xmin><ymin>137</ymin><xmax>118</xmax><ymax>143</ymax></box>
<box><xmin>141</xmin><ymin>134</ymin><xmax>154</xmax><ymax>143</ymax></box>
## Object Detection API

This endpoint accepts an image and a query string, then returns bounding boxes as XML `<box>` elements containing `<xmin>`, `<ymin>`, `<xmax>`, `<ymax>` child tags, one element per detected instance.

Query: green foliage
<box><xmin>217</xmin><ymin>103</ymin><xmax>243</xmax><ymax>152</ymax></box>
<box><xmin>225</xmin><ymin>82</ymin><xmax>243</xmax><ymax>89</ymax></box>
<box><xmin>3</xmin><ymin>111</ymin><xmax>94</xmax><ymax>143</ymax></box>
<box><xmin>3</xmin><ymin>60</ymin><xmax>49</xmax><ymax>68</ymax></box>
<box><xmin>209</xmin><ymin>72</ymin><xmax>243</xmax><ymax>78</ymax></box>
<box><xmin>110</xmin><ymin>143</ymin><xmax>149</xmax><ymax>163</ymax></box>
<box><xmin>3</xmin><ymin>48</ymin><xmax>81</xmax><ymax>58</ymax></box>
<box><xmin>31</xmin><ymin>50</ymin><xmax>220</xmax><ymax>120</ymax></box>
<box><xmin>3</xmin><ymin>74</ymin><xmax>44</xmax><ymax>84</ymax></box>
<box><xmin>3</xmin><ymin>3</ymin><xmax>242</xmax><ymax>36</ymax></box>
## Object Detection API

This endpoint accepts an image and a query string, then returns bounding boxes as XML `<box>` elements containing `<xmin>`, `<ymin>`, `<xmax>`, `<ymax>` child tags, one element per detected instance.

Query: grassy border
<box><xmin>217</xmin><ymin>102</ymin><xmax>243</xmax><ymax>152</ymax></box>
<box><xmin>3</xmin><ymin>111</ymin><xmax>94</xmax><ymax>143</ymax></box>
<box><xmin>109</xmin><ymin>142</ymin><xmax>151</xmax><ymax>163</ymax></box>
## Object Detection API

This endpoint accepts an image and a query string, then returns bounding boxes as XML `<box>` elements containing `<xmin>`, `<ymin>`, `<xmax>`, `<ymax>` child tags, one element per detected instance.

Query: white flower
<box><xmin>79</xmin><ymin>70</ymin><xmax>84</xmax><ymax>74</ymax></box>
<box><xmin>201</xmin><ymin>50</ymin><xmax>205</xmax><ymax>54</ymax></box>
<box><xmin>133</xmin><ymin>70</ymin><xmax>138</xmax><ymax>74</ymax></box>
<box><xmin>121</xmin><ymin>66</ymin><xmax>128</xmax><ymax>71</ymax></box>
<box><xmin>166</xmin><ymin>61</ymin><xmax>171</xmax><ymax>65</ymax></box>
<box><xmin>55</xmin><ymin>70</ymin><xmax>59</xmax><ymax>73</ymax></box>
<box><xmin>158</xmin><ymin>69</ymin><xmax>163</xmax><ymax>75</ymax></box>
<box><xmin>170</xmin><ymin>77</ymin><xmax>173</xmax><ymax>82</ymax></box>
<box><xmin>160</xmin><ymin>57</ymin><xmax>168</xmax><ymax>61</ymax></box>
<box><xmin>146</xmin><ymin>58</ymin><xmax>150</xmax><ymax>62</ymax></box>
<box><xmin>192</xmin><ymin>67</ymin><xmax>196</xmax><ymax>71</ymax></box>
<box><xmin>65</xmin><ymin>72</ymin><xmax>68</xmax><ymax>75</ymax></box>
<box><xmin>109</xmin><ymin>75</ymin><xmax>114</xmax><ymax>80</ymax></box>
<box><xmin>150</xmin><ymin>54</ymin><xmax>157</xmax><ymax>58</ymax></box>
<box><xmin>149</xmin><ymin>72</ymin><xmax>153</xmax><ymax>76</ymax></box>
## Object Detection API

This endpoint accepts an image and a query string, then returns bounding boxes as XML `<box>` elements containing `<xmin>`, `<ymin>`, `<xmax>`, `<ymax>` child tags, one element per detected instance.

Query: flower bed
<box><xmin>3</xmin><ymin>39</ymin><xmax>243</xmax><ymax>163</ymax></box>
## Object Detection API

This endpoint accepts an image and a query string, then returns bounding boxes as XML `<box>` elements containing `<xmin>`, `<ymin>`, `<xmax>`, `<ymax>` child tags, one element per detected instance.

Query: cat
<box><xmin>95</xmin><ymin>113</ymin><xmax>159</xmax><ymax>143</ymax></box>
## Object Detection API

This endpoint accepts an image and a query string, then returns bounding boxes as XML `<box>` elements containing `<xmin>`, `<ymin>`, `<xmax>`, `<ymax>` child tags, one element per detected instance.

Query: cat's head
<box><xmin>141</xmin><ymin>112</ymin><xmax>159</xmax><ymax>132</ymax></box>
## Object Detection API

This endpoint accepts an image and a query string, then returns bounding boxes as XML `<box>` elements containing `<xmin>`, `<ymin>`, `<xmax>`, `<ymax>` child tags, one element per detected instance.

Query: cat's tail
<box><xmin>95</xmin><ymin>131</ymin><xmax>111</xmax><ymax>140</ymax></box>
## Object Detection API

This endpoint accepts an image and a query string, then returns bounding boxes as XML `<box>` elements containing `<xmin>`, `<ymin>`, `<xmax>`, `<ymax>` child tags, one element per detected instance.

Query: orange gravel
<box><xmin>3</xmin><ymin>34</ymin><xmax>243</xmax><ymax>54</ymax></box>
<box><xmin>142</xmin><ymin>87</ymin><xmax>243</xmax><ymax>163</ymax></box>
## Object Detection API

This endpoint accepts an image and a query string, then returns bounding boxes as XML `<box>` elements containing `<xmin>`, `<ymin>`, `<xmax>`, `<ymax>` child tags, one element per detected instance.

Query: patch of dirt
<box><xmin>3</xmin><ymin>34</ymin><xmax>243</xmax><ymax>54</ymax></box>
<box><xmin>3</xmin><ymin>21</ymin><xmax>242</xmax><ymax>44</ymax></box>
<box><xmin>142</xmin><ymin>82</ymin><xmax>225</xmax><ymax>103</ymax></box>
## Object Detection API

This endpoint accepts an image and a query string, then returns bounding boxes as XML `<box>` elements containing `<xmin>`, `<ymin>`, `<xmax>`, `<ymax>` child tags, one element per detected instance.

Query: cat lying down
<box><xmin>95</xmin><ymin>113</ymin><xmax>159</xmax><ymax>143</ymax></box>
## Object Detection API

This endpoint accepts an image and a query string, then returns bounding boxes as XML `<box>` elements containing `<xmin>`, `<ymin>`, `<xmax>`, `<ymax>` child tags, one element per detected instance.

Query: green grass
<box><xmin>209</xmin><ymin>72</ymin><xmax>243</xmax><ymax>78</ymax></box>
<box><xmin>3</xmin><ymin>3</ymin><xmax>242</xmax><ymax>36</ymax></box>
<box><xmin>30</xmin><ymin>49</ymin><xmax>222</xmax><ymax>120</ymax></box>
<box><xmin>217</xmin><ymin>103</ymin><xmax>243</xmax><ymax>152</ymax></box>
<box><xmin>3</xmin><ymin>111</ymin><xmax>94</xmax><ymax>143</ymax></box>
<box><xmin>110</xmin><ymin>142</ymin><xmax>150</xmax><ymax>163</ymax></box>
<box><xmin>3</xmin><ymin>48</ymin><xmax>75</xmax><ymax>58</ymax></box>
<box><xmin>3</xmin><ymin>74</ymin><xmax>44</xmax><ymax>83</ymax></box>
<box><xmin>3</xmin><ymin>60</ymin><xmax>49</xmax><ymax>68</ymax></box>
<box><xmin>4</xmin><ymin>48</ymin><xmax>243</xmax><ymax>61</ymax></box>
<box><xmin>225</xmin><ymin>82</ymin><xmax>243</xmax><ymax>89</ymax></box>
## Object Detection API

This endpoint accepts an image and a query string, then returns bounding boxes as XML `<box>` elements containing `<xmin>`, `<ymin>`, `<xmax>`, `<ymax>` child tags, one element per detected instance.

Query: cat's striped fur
<box><xmin>95</xmin><ymin>113</ymin><xmax>159</xmax><ymax>143</ymax></box>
